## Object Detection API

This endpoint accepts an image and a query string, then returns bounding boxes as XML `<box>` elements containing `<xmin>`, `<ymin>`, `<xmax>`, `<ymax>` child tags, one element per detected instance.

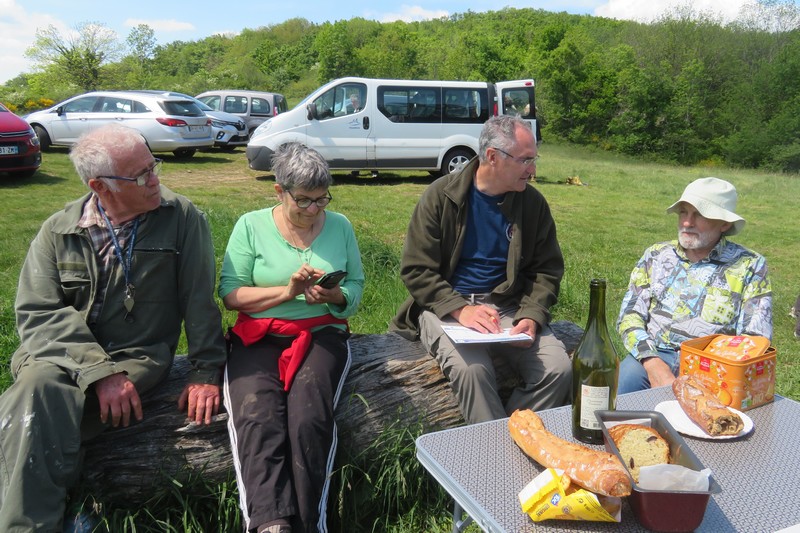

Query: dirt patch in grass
<box><xmin>158</xmin><ymin>149</ymin><xmax>270</xmax><ymax>188</ymax></box>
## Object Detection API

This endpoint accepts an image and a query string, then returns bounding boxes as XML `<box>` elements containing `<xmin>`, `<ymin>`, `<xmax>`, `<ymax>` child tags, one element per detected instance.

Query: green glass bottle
<box><xmin>572</xmin><ymin>279</ymin><xmax>619</xmax><ymax>444</ymax></box>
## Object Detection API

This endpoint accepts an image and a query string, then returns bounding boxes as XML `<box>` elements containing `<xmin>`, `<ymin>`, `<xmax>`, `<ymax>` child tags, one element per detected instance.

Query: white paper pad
<box><xmin>441</xmin><ymin>325</ymin><xmax>531</xmax><ymax>344</ymax></box>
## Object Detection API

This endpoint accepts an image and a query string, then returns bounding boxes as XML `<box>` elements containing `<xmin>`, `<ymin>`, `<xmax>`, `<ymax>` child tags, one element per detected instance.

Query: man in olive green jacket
<box><xmin>0</xmin><ymin>124</ymin><xmax>226</xmax><ymax>532</ymax></box>
<box><xmin>391</xmin><ymin>115</ymin><xmax>571</xmax><ymax>424</ymax></box>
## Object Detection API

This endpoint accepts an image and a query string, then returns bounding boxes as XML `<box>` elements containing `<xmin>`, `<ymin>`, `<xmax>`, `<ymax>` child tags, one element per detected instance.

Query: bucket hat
<box><xmin>666</xmin><ymin>177</ymin><xmax>745</xmax><ymax>236</ymax></box>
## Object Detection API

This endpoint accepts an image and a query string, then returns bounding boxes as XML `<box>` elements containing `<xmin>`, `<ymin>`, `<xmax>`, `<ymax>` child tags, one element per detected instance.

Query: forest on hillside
<box><xmin>2</xmin><ymin>2</ymin><xmax>800</xmax><ymax>171</ymax></box>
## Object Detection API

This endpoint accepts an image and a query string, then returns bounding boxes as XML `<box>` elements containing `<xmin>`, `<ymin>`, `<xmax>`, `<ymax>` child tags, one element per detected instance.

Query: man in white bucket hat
<box><xmin>616</xmin><ymin>177</ymin><xmax>772</xmax><ymax>394</ymax></box>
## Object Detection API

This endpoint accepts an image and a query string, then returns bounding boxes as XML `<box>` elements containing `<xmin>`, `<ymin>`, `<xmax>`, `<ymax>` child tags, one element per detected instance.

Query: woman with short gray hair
<box><xmin>271</xmin><ymin>142</ymin><xmax>332</xmax><ymax>192</ymax></box>
<box><xmin>219</xmin><ymin>143</ymin><xmax>365</xmax><ymax>533</ymax></box>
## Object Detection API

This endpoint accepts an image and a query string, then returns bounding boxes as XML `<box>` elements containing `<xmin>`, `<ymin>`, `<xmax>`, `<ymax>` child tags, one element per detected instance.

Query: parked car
<box><xmin>0</xmin><ymin>103</ymin><xmax>41</xmax><ymax>178</ymax></box>
<box><xmin>196</xmin><ymin>90</ymin><xmax>288</xmax><ymax>136</ymax></box>
<box><xmin>131</xmin><ymin>90</ymin><xmax>248</xmax><ymax>149</ymax></box>
<box><xmin>24</xmin><ymin>91</ymin><xmax>214</xmax><ymax>158</ymax></box>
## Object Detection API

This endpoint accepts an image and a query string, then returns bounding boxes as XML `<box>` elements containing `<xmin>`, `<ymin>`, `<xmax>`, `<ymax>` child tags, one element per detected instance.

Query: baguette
<box><xmin>508</xmin><ymin>409</ymin><xmax>632</xmax><ymax>497</ymax></box>
<box><xmin>672</xmin><ymin>375</ymin><xmax>744</xmax><ymax>436</ymax></box>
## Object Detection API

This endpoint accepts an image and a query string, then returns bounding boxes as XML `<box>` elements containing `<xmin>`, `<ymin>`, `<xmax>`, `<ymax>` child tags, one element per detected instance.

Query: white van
<box><xmin>246</xmin><ymin>77</ymin><xmax>537</xmax><ymax>176</ymax></box>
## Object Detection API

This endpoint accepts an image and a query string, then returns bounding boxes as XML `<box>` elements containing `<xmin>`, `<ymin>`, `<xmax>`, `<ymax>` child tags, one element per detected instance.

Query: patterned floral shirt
<box><xmin>617</xmin><ymin>238</ymin><xmax>772</xmax><ymax>361</ymax></box>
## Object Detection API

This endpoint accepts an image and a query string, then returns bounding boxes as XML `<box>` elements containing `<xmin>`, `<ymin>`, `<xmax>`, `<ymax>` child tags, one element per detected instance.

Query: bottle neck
<box><xmin>585</xmin><ymin>281</ymin><xmax>607</xmax><ymax>330</ymax></box>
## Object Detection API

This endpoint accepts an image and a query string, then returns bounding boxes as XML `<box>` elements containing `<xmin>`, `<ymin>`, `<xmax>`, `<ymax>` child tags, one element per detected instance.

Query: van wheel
<box><xmin>172</xmin><ymin>148</ymin><xmax>197</xmax><ymax>158</ymax></box>
<box><xmin>33</xmin><ymin>125</ymin><xmax>51</xmax><ymax>151</ymax></box>
<box><xmin>441</xmin><ymin>149</ymin><xmax>473</xmax><ymax>176</ymax></box>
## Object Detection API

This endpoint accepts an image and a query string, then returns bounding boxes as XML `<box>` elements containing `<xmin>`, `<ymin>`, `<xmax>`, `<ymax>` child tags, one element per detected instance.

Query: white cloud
<box><xmin>376</xmin><ymin>5</ymin><xmax>449</xmax><ymax>23</ymax></box>
<box><xmin>0</xmin><ymin>0</ymin><xmax>68</xmax><ymax>83</ymax></box>
<box><xmin>594</xmin><ymin>0</ymin><xmax>749</xmax><ymax>23</ymax></box>
<box><xmin>123</xmin><ymin>18</ymin><xmax>195</xmax><ymax>32</ymax></box>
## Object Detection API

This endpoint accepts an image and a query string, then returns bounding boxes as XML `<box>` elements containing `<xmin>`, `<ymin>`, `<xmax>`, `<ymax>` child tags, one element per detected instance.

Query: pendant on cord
<box><xmin>123</xmin><ymin>284</ymin><xmax>136</xmax><ymax>322</ymax></box>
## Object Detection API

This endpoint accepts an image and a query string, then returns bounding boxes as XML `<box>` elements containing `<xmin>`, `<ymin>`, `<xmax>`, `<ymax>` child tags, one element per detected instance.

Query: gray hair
<box><xmin>478</xmin><ymin>115</ymin><xmax>530</xmax><ymax>162</ymax></box>
<box><xmin>69</xmin><ymin>124</ymin><xmax>148</xmax><ymax>189</ymax></box>
<box><xmin>271</xmin><ymin>142</ymin><xmax>332</xmax><ymax>191</ymax></box>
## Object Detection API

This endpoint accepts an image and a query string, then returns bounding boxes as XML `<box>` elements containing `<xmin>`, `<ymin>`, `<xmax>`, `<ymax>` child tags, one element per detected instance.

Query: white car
<box><xmin>133</xmin><ymin>91</ymin><xmax>249</xmax><ymax>149</ymax></box>
<box><xmin>25</xmin><ymin>90</ymin><xmax>214</xmax><ymax>158</ymax></box>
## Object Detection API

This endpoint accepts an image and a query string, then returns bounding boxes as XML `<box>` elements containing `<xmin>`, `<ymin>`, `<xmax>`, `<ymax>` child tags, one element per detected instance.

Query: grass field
<box><xmin>0</xmin><ymin>142</ymin><xmax>798</xmax><ymax>530</ymax></box>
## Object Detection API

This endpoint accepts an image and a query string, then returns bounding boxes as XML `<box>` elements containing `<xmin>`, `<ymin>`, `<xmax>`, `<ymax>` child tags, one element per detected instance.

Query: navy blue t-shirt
<box><xmin>450</xmin><ymin>184</ymin><xmax>511</xmax><ymax>294</ymax></box>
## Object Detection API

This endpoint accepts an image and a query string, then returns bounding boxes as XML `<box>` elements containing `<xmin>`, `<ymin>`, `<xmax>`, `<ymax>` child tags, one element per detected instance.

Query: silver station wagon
<box><xmin>25</xmin><ymin>91</ymin><xmax>214</xmax><ymax>158</ymax></box>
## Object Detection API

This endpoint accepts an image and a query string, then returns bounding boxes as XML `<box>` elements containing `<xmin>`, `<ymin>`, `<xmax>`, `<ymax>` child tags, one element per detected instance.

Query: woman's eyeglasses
<box><xmin>286</xmin><ymin>189</ymin><xmax>333</xmax><ymax>209</ymax></box>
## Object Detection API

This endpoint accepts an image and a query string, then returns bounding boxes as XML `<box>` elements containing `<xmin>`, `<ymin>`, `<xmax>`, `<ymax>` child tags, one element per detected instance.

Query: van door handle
<box><xmin>363</xmin><ymin>117</ymin><xmax>369</xmax><ymax>129</ymax></box>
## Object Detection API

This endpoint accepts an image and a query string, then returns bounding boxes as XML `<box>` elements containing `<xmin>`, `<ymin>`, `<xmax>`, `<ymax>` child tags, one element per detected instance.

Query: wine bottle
<box><xmin>572</xmin><ymin>278</ymin><xmax>619</xmax><ymax>444</ymax></box>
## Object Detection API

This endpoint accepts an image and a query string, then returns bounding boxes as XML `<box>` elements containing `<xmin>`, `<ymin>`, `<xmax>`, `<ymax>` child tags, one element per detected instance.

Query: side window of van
<box><xmin>313</xmin><ymin>87</ymin><xmax>338</xmax><ymax>120</ymax></box>
<box><xmin>408</xmin><ymin>89</ymin><xmax>439</xmax><ymax>123</ymax></box>
<box><xmin>378</xmin><ymin>90</ymin><xmax>409</xmax><ymax>122</ymax></box>
<box><xmin>314</xmin><ymin>83</ymin><xmax>367</xmax><ymax>120</ymax></box>
<box><xmin>251</xmin><ymin>98</ymin><xmax>271</xmax><ymax>116</ymax></box>
<box><xmin>224</xmin><ymin>97</ymin><xmax>248</xmax><ymax>114</ymax></box>
<box><xmin>377</xmin><ymin>86</ymin><xmax>440</xmax><ymax>123</ymax></box>
<box><xmin>443</xmin><ymin>89</ymin><xmax>488</xmax><ymax>123</ymax></box>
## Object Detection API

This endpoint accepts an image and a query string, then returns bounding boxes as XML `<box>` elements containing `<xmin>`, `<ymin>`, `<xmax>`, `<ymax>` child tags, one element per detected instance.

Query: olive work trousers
<box><xmin>419</xmin><ymin>308</ymin><xmax>572</xmax><ymax>425</ymax></box>
<box><xmin>0</xmin><ymin>357</ymin><xmax>168</xmax><ymax>532</ymax></box>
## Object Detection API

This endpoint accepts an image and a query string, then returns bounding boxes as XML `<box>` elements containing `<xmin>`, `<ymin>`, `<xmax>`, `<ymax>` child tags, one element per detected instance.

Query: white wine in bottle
<box><xmin>572</xmin><ymin>278</ymin><xmax>619</xmax><ymax>444</ymax></box>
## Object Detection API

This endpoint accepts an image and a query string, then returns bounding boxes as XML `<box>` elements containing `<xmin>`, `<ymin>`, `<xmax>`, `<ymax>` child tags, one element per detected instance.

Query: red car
<box><xmin>0</xmin><ymin>102</ymin><xmax>41</xmax><ymax>178</ymax></box>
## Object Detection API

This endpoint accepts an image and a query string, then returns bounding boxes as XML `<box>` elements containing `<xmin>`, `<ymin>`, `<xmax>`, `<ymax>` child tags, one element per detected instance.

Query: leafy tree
<box><xmin>357</xmin><ymin>22</ymin><xmax>423</xmax><ymax>79</ymax></box>
<box><xmin>25</xmin><ymin>22</ymin><xmax>122</xmax><ymax>91</ymax></box>
<box><xmin>314</xmin><ymin>19</ymin><xmax>381</xmax><ymax>82</ymax></box>
<box><xmin>608</xmin><ymin>53</ymin><xmax>671</xmax><ymax>155</ymax></box>
<box><xmin>127</xmin><ymin>24</ymin><xmax>156</xmax><ymax>67</ymax></box>
<box><xmin>252</xmin><ymin>20</ymin><xmax>319</xmax><ymax>91</ymax></box>
<box><xmin>121</xmin><ymin>24</ymin><xmax>157</xmax><ymax>88</ymax></box>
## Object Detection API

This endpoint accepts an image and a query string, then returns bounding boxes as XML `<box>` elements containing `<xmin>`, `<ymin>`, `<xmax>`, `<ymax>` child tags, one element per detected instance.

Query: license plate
<box><xmin>188</xmin><ymin>125</ymin><xmax>205</xmax><ymax>132</ymax></box>
<box><xmin>0</xmin><ymin>146</ymin><xmax>19</xmax><ymax>155</ymax></box>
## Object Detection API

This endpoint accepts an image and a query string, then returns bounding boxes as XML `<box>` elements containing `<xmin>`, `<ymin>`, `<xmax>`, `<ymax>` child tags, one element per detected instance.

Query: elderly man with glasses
<box><xmin>0</xmin><ymin>123</ymin><xmax>227</xmax><ymax>531</ymax></box>
<box><xmin>392</xmin><ymin>115</ymin><xmax>571</xmax><ymax>424</ymax></box>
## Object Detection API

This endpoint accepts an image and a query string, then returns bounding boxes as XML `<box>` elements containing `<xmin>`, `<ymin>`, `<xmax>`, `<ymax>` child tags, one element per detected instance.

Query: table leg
<box><xmin>452</xmin><ymin>501</ymin><xmax>474</xmax><ymax>532</ymax></box>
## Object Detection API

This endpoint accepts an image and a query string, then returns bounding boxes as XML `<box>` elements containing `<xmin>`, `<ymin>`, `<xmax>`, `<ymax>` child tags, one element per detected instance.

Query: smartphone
<box><xmin>316</xmin><ymin>270</ymin><xmax>347</xmax><ymax>289</ymax></box>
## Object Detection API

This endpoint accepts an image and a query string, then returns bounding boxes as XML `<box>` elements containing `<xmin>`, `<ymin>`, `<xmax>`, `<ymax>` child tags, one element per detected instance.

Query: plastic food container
<box><xmin>596</xmin><ymin>410</ymin><xmax>721</xmax><ymax>532</ymax></box>
<box><xmin>679</xmin><ymin>334</ymin><xmax>776</xmax><ymax>411</ymax></box>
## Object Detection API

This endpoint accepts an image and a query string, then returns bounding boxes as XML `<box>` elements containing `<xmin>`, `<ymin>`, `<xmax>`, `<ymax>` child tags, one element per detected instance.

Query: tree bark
<box><xmin>80</xmin><ymin>321</ymin><xmax>583</xmax><ymax>505</ymax></box>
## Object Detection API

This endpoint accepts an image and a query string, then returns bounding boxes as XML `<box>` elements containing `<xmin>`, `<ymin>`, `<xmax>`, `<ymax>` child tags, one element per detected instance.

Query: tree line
<box><xmin>3</xmin><ymin>2</ymin><xmax>799</xmax><ymax>172</ymax></box>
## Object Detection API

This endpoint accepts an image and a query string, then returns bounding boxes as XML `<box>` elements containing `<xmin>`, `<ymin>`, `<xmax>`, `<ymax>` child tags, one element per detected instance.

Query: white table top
<box><xmin>416</xmin><ymin>387</ymin><xmax>800</xmax><ymax>532</ymax></box>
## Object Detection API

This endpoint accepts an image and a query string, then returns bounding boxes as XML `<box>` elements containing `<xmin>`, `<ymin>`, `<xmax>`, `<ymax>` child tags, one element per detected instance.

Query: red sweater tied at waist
<box><xmin>231</xmin><ymin>312</ymin><xmax>349</xmax><ymax>391</ymax></box>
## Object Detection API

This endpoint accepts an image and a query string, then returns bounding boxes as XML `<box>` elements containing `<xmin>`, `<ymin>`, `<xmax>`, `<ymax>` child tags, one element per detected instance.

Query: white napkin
<box><xmin>638</xmin><ymin>464</ymin><xmax>711</xmax><ymax>492</ymax></box>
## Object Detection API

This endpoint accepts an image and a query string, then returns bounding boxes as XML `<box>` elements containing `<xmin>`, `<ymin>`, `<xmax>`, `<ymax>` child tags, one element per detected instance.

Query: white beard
<box><xmin>678</xmin><ymin>229</ymin><xmax>719</xmax><ymax>251</ymax></box>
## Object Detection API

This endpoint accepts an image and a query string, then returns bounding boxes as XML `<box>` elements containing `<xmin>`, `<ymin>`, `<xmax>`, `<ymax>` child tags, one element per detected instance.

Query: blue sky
<box><xmin>0</xmin><ymin>0</ymin><xmax>770</xmax><ymax>83</ymax></box>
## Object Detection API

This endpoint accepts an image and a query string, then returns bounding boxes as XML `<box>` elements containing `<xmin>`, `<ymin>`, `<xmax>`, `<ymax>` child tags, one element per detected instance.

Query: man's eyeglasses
<box><xmin>286</xmin><ymin>189</ymin><xmax>333</xmax><ymax>209</ymax></box>
<box><xmin>98</xmin><ymin>159</ymin><xmax>162</xmax><ymax>186</ymax></box>
<box><xmin>494</xmin><ymin>148</ymin><xmax>539</xmax><ymax>166</ymax></box>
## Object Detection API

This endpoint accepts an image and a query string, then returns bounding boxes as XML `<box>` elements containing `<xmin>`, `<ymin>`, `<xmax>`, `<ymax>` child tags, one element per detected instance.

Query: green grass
<box><xmin>1</xmin><ymin>143</ymin><xmax>798</xmax><ymax>530</ymax></box>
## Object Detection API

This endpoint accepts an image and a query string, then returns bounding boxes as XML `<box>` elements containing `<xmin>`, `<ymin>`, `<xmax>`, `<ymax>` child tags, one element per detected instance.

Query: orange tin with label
<box><xmin>679</xmin><ymin>335</ymin><xmax>776</xmax><ymax>411</ymax></box>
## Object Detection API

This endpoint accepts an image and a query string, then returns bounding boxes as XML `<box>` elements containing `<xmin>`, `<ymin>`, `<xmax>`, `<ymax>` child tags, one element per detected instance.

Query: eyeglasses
<box><xmin>286</xmin><ymin>189</ymin><xmax>333</xmax><ymax>209</ymax></box>
<box><xmin>494</xmin><ymin>148</ymin><xmax>539</xmax><ymax>166</ymax></box>
<box><xmin>98</xmin><ymin>159</ymin><xmax>162</xmax><ymax>186</ymax></box>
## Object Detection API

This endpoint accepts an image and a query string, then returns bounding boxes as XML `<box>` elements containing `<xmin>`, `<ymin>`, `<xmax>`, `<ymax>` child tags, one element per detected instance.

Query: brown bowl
<box><xmin>595</xmin><ymin>410</ymin><xmax>722</xmax><ymax>532</ymax></box>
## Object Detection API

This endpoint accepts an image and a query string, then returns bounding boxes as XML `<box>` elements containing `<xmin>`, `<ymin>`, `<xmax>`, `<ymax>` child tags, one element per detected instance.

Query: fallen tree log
<box><xmin>81</xmin><ymin>321</ymin><xmax>583</xmax><ymax>505</ymax></box>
